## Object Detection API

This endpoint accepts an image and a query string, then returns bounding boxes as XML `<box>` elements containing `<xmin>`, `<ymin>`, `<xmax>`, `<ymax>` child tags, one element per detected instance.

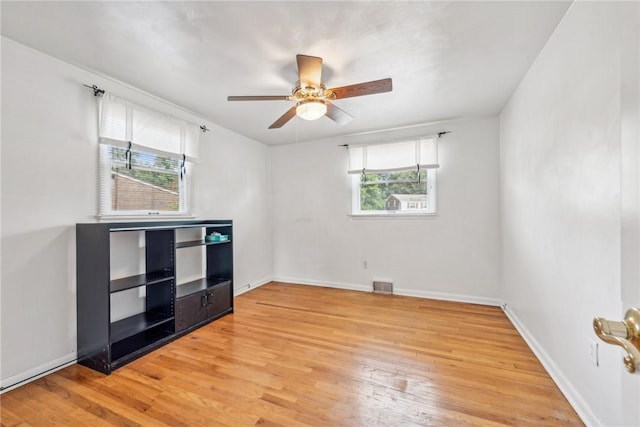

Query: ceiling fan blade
<box><xmin>268</xmin><ymin>105</ymin><xmax>298</xmax><ymax>129</ymax></box>
<box><xmin>325</xmin><ymin>102</ymin><xmax>354</xmax><ymax>126</ymax></box>
<box><xmin>228</xmin><ymin>95</ymin><xmax>290</xmax><ymax>101</ymax></box>
<box><xmin>296</xmin><ymin>54</ymin><xmax>323</xmax><ymax>88</ymax></box>
<box><xmin>328</xmin><ymin>78</ymin><xmax>392</xmax><ymax>100</ymax></box>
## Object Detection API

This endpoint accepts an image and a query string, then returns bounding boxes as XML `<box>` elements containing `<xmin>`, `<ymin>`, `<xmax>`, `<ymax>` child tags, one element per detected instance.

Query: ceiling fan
<box><xmin>227</xmin><ymin>54</ymin><xmax>392</xmax><ymax>129</ymax></box>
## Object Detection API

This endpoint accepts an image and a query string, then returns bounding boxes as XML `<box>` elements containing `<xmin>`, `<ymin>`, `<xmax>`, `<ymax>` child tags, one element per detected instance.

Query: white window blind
<box><xmin>348</xmin><ymin>136</ymin><xmax>439</xmax><ymax>174</ymax></box>
<box><xmin>98</xmin><ymin>93</ymin><xmax>199</xmax><ymax>160</ymax></box>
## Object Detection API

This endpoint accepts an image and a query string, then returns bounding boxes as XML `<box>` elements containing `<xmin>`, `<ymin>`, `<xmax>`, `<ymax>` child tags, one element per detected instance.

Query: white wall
<box><xmin>194</xmin><ymin>125</ymin><xmax>272</xmax><ymax>292</ymax></box>
<box><xmin>500</xmin><ymin>2</ymin><xmax>639</xmax><ymax>426</ymax></box>
<box><xmin>271</xmin><ymin>117</ymin><xmax>501</xmax><ymax>304</ymax></box>
<box><xmin>0</xmin><ymin>37</ymin><xmax>272</xmax><ymax>389</ymax></box>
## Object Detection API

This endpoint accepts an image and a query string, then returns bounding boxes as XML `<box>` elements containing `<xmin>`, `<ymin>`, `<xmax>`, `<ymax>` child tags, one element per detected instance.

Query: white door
<box><xmin>619</xmin><ymin>3</ymin><xmax>639</xmax><ymax>424</ymax></box>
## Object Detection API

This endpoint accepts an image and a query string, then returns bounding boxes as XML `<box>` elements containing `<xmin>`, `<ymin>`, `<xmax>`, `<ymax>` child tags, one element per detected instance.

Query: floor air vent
<box><xmin>372</xmin><ymin>280</ymin><xmax>393</xmax><ymax>294</ymax></box>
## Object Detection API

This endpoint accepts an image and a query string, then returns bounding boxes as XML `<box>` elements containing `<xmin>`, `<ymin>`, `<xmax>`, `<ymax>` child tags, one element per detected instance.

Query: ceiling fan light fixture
<box><xmin>296</xmin><ymin>100</ymin><xmax>326</xmax><ymax>121</ymax></box>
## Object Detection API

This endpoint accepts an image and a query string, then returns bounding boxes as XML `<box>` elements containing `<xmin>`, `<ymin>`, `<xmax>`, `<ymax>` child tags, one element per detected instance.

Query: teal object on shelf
<box><xmin>205</xmin><ymin>234</ymin><xmax>229</xmax><ymax>242</ymax></box>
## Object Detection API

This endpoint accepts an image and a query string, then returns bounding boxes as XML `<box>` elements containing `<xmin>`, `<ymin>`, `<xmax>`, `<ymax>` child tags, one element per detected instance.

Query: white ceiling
<box><xmin>1</xmin><ymin>1</ymin><xmax>571</xmax><ymax>145</ymax></box>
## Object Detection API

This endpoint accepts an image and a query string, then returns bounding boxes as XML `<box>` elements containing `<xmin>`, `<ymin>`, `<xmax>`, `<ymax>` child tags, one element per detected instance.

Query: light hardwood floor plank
<box><xmin>1</xmin><ymin>282</ymin><xmax>583</xmax><ymax>426</ymax></box>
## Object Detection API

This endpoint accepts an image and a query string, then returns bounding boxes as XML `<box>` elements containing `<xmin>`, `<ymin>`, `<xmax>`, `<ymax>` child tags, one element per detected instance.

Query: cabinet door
<box><xmin>175</xmin><ymin>292</ymin><xmax>207</xmax><ymax>332</ymax></box>
<box><xmin>207</xmin><ymin>281</ymin><xmax>232</xmax><ymax>318</ymax></box>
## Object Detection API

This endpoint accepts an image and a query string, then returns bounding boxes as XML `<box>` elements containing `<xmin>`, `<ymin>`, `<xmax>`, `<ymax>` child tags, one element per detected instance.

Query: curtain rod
<box><xmin>339</xmin><ymin>131</ymin><xmax>451</xmax><ymax>147</ymax></box>
<box><xmin>83</xmin><ymin>83</ymin><xmax>210</xmax><ymax>133</ymax></box>
<box><xmin>82</xmin><ymin>84</ymin><xmax>104</xmax><ymax>97</ymax></box>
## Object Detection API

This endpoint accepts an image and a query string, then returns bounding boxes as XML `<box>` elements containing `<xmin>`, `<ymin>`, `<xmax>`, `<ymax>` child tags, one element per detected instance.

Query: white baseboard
<box><xmin>234</xmin><ymin>276</ymin><xmax>272</xmax><ymax>296</ymax></box>
<box><xmin>272</xmin><ymin>276</ymin><xmax>502</xmax><ymax>306</ymax></box>
<box><xmin>394</xmin><ymin>287</ymin><xmax>502</xmax><ymax>306</ymax></box>
<box><xmin>502</xmin><ymin>305</ymin><xmax>602</xmax><ymax>427</ymax></box>
<box><xmin>0</xmin><ymin>353</ymin><xmax>76</xmax><ymax>394</ymax></box>
<box><xmin>272</xmin><ymin>276</ymin><xmax>371</xmax><ymax>292</ymax></box>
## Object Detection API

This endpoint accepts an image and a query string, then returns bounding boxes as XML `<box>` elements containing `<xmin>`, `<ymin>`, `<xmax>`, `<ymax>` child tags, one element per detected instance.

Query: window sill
<box><xmin>97</xmin><ymin>214</ymin><xmax>196</xmax><ymax>222</ymax></box>
<box><xmin>349</xmin><ymin>212</ymin><xmax>438</xmax><ymax>219</ymax></box>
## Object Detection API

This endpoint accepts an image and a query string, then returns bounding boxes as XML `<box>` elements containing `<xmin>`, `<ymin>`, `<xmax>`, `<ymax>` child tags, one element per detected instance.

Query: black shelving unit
<box><xmin>76</xmin><ymin>220</ymin><xmax>233</xmax><ymax>374</ymax></box>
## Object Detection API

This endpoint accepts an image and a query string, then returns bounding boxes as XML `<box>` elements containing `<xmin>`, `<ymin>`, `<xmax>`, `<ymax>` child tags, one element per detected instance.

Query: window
<box><xmin>97</xmin><ymin>93</ymin><xmax>199</xmax><ymax>217</ymax></box>
<box><xmin>349</xmin><ymin>137</ymin><xmax>439</xmax><ymax>216</ymax></box>
<box><xmin>100</xmin><ymin>146</ymin><xmax>188</xmax><ymax>214</ymax></box>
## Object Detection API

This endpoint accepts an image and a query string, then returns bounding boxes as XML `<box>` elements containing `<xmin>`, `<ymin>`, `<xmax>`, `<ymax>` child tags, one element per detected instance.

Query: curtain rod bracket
<box><xmin>200</xmin><ymin>125</ymin><xmax>210</xmax><ymax>133</ymax></box>
<box><xmin>83</xmin><ymin>84</ymin><xmax>105</xmax><ymax>97</ymax></box>
<box><xmin>437</xmin><ymin>131</ymin><xmax>451</xmax><ymax>138</ymax></box>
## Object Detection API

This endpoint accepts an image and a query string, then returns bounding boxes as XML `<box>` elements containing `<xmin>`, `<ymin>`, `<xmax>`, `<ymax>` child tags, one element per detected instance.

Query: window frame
<box><xmin>350</xmin><ymin>168</ymin><xmax>437</xmax><ymax>217</ymax></box>
<box><xmin>98</xmin><ymin>144</ymin><xmax>193</xmax><ymax>219</ymax></box>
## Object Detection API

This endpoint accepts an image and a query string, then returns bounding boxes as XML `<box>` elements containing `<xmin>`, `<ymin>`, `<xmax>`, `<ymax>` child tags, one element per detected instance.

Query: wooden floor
<box><xmin>1</xmin><ymin>282</ymin><xmax>582</xmax><ymax>426</ymax></box>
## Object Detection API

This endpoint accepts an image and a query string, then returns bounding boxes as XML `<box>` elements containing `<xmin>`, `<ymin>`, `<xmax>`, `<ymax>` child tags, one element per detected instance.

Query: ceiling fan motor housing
<box><xmin>292</xmin><ymin>81</ymin><xmax>328</xmax><ymax>100</ymax></box>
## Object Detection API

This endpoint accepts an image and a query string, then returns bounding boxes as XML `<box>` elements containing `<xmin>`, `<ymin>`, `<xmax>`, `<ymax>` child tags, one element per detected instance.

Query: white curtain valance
<box><xmin>98</xmin><ymin>93</ymin><xmax>199</xmax><ymax>160</ymax></box>
<box><xmin>348</xmin><ymin>136</ymin><xmax>439</xmax><ymax>174</ymax></box>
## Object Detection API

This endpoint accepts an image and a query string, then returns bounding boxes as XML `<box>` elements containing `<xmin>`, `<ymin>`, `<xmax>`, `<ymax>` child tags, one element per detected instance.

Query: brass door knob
<box><xmin>593</xmin><ymin>308</ymin><xmax>640</xmax><ymax>373</ymax></box>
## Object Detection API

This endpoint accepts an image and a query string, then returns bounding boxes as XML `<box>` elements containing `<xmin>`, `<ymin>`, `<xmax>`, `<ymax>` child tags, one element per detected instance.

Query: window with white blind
<box><xmin>348</xmin><ymin>136</ymin><xmax>440</xmax><ymax>216</ymax></box>
<box><xmin>97</xmin><ymin>93</ymin><xmax>199</xmax><ymax>217</ymax></box>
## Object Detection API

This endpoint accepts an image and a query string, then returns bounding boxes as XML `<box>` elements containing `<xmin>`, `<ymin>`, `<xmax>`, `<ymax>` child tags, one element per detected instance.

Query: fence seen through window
<box><xmin>108</xmin><ymin>146</ymin><xmax>182</xmax><ymax>212</ymax></box>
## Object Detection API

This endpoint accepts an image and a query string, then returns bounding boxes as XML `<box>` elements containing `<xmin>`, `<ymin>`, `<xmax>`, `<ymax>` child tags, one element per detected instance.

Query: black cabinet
<box><xmin>176</xmin><ymin>291</ymin><xmax>208</xmax><ymax>332</ymax></box>
<box><xmin>76</xmin><ymin>220</ymin><xmax>233</xmax><ymax>374</ymax></box>
<box><xmin>175</xmin><ymin>279</ymin><xmax>232</xmax><ymax>332</ymax></box>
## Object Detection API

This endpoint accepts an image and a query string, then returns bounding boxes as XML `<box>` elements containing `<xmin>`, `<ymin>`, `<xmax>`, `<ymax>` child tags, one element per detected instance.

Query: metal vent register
<box><xmin>372</xmin><ymin>280</ymin><xmax>393</xmax><ymax>294</ymax></box>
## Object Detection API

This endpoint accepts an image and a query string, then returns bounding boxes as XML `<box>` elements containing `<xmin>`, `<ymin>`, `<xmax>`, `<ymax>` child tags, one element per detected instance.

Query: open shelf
<box><xmin>176</xmin><ymin>277</ymin><xmax>231</xmax><ymax>299</ymax></box>
<box><xmin>110</xmin><ymin>270</ymin><xmax>174</xmax><ymax>293</ymax></box>
<box><xmin>111</xmin><ymin>326</ymin><xmax>175</xmax><ymax>365</ymax></box>
<box><xmin>176</xmin><ymin>239</ymin><xmax>231</xmax><ymax>249</ymax></box>
<box><xmin>110</xmin><ymin>311</ymin><xmax>174</xmax><ymax>343</ymax></box>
